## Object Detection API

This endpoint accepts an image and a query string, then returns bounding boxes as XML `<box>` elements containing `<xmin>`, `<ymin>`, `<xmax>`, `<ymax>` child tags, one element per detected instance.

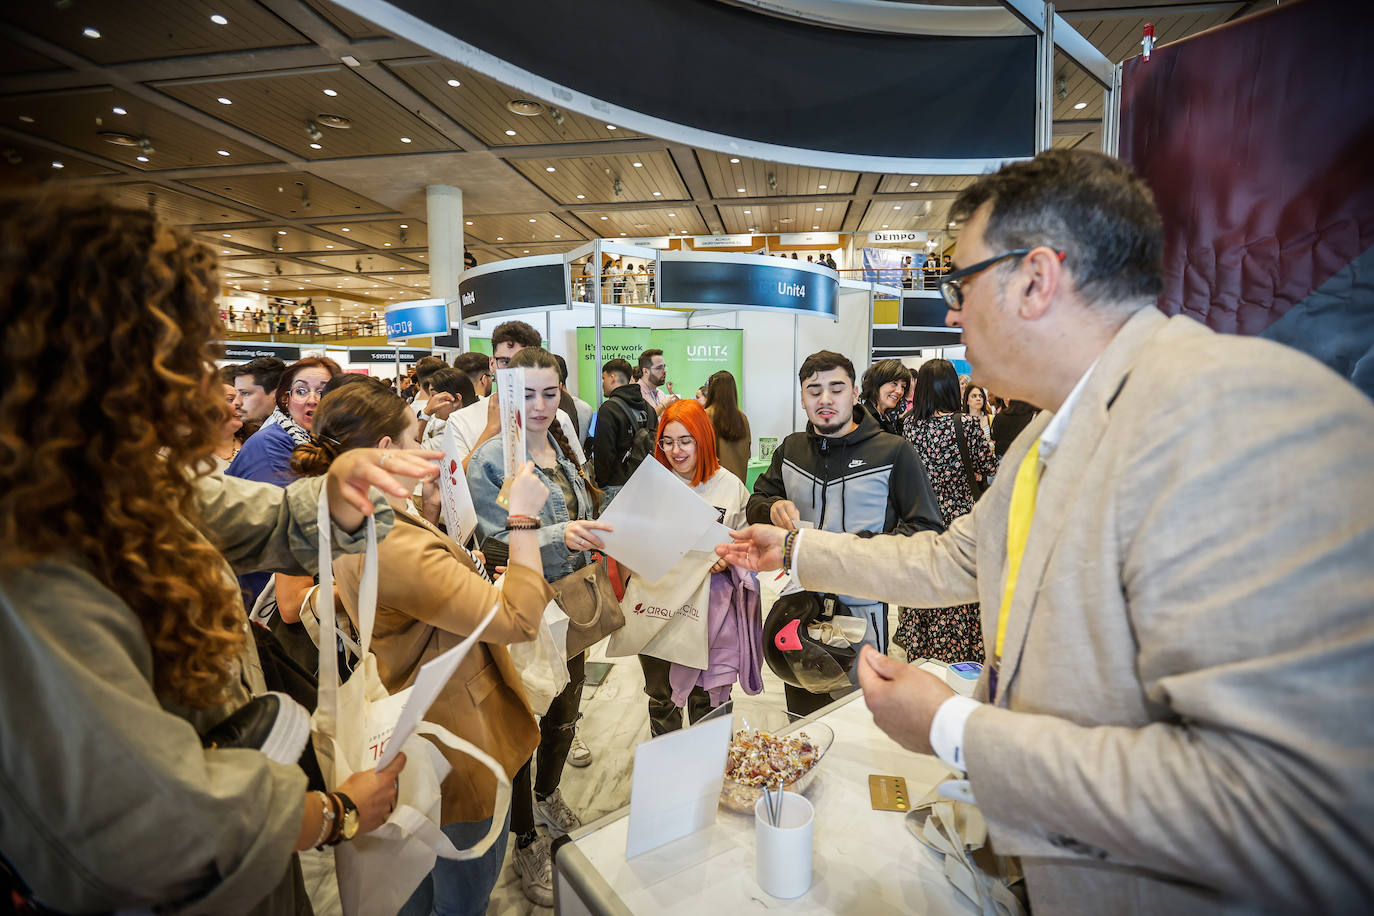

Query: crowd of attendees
<box><xmin>5</xmin><ymin>144</ymin><xmax>1371</xmax><ymax>916</ymax></box>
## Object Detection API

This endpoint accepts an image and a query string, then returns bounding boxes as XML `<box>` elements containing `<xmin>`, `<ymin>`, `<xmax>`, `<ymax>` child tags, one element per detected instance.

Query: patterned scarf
<box><xmin>267</xmin><ymin>407</ymin><xmax>311</xmax><ymax>446</ymax></box>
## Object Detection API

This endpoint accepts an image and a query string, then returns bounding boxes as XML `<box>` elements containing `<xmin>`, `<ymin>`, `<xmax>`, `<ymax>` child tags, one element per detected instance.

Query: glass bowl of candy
<box><xmin>717</xmin><ymin>708</ymin><xmax>834</xmax><ymax>814</ymax></box>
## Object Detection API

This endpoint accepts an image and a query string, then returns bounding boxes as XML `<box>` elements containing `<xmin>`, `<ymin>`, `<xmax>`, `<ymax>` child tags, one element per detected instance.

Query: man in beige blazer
<box><xmin>722</xmin><ymin>150</ymin><xmax>1374</xmax><ymax>913</ymax></box>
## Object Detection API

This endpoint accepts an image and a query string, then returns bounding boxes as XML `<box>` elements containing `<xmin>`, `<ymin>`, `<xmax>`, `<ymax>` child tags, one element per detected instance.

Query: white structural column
<box><xmin>426</xmin><ymin>184</ymin><xmax>465</xmax><ymax>342</ymax></box>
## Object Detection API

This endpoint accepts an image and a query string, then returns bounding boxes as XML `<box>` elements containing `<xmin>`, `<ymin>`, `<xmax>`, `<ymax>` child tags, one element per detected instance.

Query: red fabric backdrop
<box><xmin>1120</xmin><ymin>0</ymin><xmax>1374</xmax><ymax>339</ymax></box>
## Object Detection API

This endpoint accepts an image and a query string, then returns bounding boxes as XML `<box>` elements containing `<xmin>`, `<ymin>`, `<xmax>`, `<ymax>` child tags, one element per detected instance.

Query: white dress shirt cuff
<box><xmin>929</xmin><ymin>695</ymin><xmax>982</xmax><ymax>772</ymax></box>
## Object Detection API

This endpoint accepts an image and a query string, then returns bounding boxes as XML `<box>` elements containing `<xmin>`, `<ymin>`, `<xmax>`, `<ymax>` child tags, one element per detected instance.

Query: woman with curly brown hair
<box><xmin>0</xmin><ymin>194</ymin><xmax>438</xmax><ymax>914</ymax></box>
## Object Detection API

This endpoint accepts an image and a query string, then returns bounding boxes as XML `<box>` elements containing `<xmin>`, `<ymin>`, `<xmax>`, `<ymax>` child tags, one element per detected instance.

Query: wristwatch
<box><xmin>330</xmin><ymin>792</ymin><xmax>360</xmax><ymax>844</ymax></box>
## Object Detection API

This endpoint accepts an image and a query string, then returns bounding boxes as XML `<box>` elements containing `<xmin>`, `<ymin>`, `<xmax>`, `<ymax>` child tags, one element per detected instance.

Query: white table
<box><xmin>553</xmin><ymin>692</ymin><xmax>981</xmax><ymax>914</ymax></box>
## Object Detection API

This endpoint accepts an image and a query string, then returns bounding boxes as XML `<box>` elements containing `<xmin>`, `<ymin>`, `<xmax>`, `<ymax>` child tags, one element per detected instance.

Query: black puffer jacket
<box><xmin>747</xmin><ymin>404</ymin><xmax>942</xmax><ymax>538</ymax></box>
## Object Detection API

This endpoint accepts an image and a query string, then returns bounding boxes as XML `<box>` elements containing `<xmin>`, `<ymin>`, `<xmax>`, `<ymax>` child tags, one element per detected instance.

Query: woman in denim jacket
<box><xmin>467</xmin><ymin>346</ymin><xmax>611</xmax><ymax>904</ymax></box>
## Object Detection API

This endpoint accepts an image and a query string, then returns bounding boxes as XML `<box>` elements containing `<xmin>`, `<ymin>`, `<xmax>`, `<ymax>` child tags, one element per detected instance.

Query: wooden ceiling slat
<box><xmin>153</xmin><ymin>66</ymin><xmax>454</xmax><ymax>161</ymax></box>
<box><xmin>181</xmin><ymin>171</ymin><xmax>391</xmax><ymax>218</ymax></box>
<box><xmin>509</xmin><ymin>151</ymin><xmax>688</xmax><ymax>205</ymax></box>
<box><xmin>0</xmin><ymin>0</ymin><xmax>310</xmax><ymax>65</ymax></box>
<box><xmin>385</xmin><ymin>59</ymin><xmax>640</xmax><ymax>148</ymax></box>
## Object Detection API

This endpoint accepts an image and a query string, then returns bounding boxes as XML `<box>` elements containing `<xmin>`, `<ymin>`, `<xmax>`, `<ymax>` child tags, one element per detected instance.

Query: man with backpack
<box><xmin>590</xmin><ymin>357</ymin><xmax>655</xmax><ymax>499</ymax></box>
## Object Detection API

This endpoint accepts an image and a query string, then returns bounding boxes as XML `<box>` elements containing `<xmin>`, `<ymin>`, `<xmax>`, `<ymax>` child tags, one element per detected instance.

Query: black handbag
<box><xmin>951</xmin><ymin>414</ymin><xmax>989</xmax><ymax>501</ymax></box>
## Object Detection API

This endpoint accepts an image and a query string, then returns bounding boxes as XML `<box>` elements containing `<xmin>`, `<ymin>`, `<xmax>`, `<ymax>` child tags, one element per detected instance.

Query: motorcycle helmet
<box><xmin>763</xmin><ymin>591</ymin><xmax>858</xmax><ymax>693</ymax></box>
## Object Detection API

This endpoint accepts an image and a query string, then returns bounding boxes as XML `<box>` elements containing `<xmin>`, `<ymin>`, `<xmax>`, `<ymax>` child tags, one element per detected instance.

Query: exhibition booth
<box><xmin>446</xmin><ymin>240</ymin><xmax>901</xmax><ymax>454</ymax></box>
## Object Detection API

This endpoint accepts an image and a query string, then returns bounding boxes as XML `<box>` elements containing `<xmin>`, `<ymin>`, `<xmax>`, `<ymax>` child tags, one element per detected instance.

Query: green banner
<box><xmin>575</xmin><ymin>327</ymin><xmax>743</xmax><ymax>403</ymax></box>
<box><xmin>467</xmin><ymin>336</ymin><xmax>492</xmax><ymax>355</ymax></box>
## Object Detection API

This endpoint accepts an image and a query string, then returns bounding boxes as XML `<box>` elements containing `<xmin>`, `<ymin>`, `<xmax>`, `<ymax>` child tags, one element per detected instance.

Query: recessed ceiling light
<box><xmin>729</xmin><ymin>157</ymin><xmax>740</xmax><ymax>164</ymax></box>
<box><xmin>882</xmin><ymin>224</ymin><xmax>889</xmax><ymax>228</ymax></box>
<box><xmin>818</xmin><ymin>184</ymin><xmax>827</xmax><ymax>190</ymax></box>
<box><xmin>652</xmin><ymin>191</ymin><xmax>662</xmax><ymax>196</ymax></box>
<box><xmin>743</xmin><ymin>210</ymin><xmax>751</xmax><ymax>214</ymax></box>
<box><xmin>323</xmin><ymin>88</ymin><xmax>338</xmax><ymax>97</ymax></box>
<box><xmin>112</xmin><ymin>106</ymin><xmax>127</xmax><ymax>116</ymax></box>
<box><xmin>620</xmin><ymin>232</ymin><xmax>627</xmax><ymax>236</ymax></box>
<box><xmin>341</xmin><ymin>227</ymin><xmax>349</xmax><ymax>232</ymax></box>
<box><xmin>909</xmin><ymin>181</ymin><xmax>919</xmax><ymax>187</ymax></box>
<box><xmin>815</xmin><ymin>207</ymin><xmax>823</xmax><ymax>212</ymax></box>
<box><xmin>51</xmin><ymin>160</ymin><xmax>63</xmax><ymax>169</ymax></box>
<box><xmin>325</xmin><ymin>244</ymin><xmax>334</xmax><ymax>249</ymax></box>
<box><xmin>576</xmin><ymin>194</ymin><xmax>585</xmax><ymax>199</ymax></box>
<box><xmin>496</xmin><ymin>236</ymin><xmax>503</xmax><ymax>240</ymax></box>
<box><xmin>813</xmin><ymin>225</ymin><xmax>819</xmax><ymax>229</ymax></box>
<box><xmin>217</xmin><ymin>149</ymin><xmax>230</xmax><ymax>156</ymax></box>
<box><xmin>894</xmin><ymin>205</ymin><xmax>902</xmax><ymax>210</ymax></box>
<box><xmin>210</xmin><ymin>14</ymin><xmax>228</xmax><ymax>25</ymax></box>
<box><xmin>949</xmin><ymin>221</ymin><xmax>957</xmax><ymax>227</ymax></box>
<box><xmin>465</xmin><ymin>220</ymin><xmax>473</xmax><ymax>226</ymax></box>
<box><xmin>217</xmin><ymin>97</ymin><xmax>232</xmax><ymax>105</ymax></box>
<box><xmin>605</xmin><ymin>124</ymin><xmax>617</xmax><ymax>130</ymax></box>
<box><xmin>737</xmin><ymin>188</ymin><xmax>746</xmax><ymax>193</ymax></box>
<box><xmin>82</xmin><ymin>27</ymin><xmax>101</xmax><ymax>39</ymax></box>
<box><xmin>524</xmin><ymin>249</ymin><xmax>530</xmax><ymax>253</ymax></box>
<box><xmin>599</xmin><ymin>216</ymin><xmax>608</xmax><ymax>220</ymax></box>
<box><xmin>400</xmin><ymin>137</ymin><xmax>411</xmax><ymax>143</ymax></box>
<box><xmin>277</xmin><ymin>230</ymin><xmax>286</xmax><ymax>235</ymax></box>
<box><xmin>504</xmin><ymin>129</ymin><xmax>516</xmax><ymax>136</ymax></box>
<box><xmin>383</xmin><ymin>242</ymin><xmax>391</xmax><ymax>246</ymax></box>
<box><xmin>309</xmin><ymin>142</ymin><xmax>321</xmax><ymax>149</ymax></box>
<box><xmin>136</xmin><ymin>155</ymin><xmax>149</xmax><ymax>162</ymax></box>
<box><xmin>554</xmin><ymin>234</ymin><xmax>561</xmax><ymax>238</ymax></box>
<box><xmin>399</xmin><ymin>224</ymin><xmax>408</xmax><ymax>228</ymax></box>
<box><xmin>632</xmin><ymin>162</ymin><xmax>643</xmax><ymax>168</ymax></box>
<box><xmin>19</xmin><ymin>115</ymin><xmax>34</xmax><ymax>123</ymax></box>
<box><xmin>1073</xmin><ymin>101</ymin><xmax>1088</xmax><ymax>110</ymax></box>
<box><xmin>668</xmin><ymin>213</ymin><xmax>675</xmax><ymax>217</ymax></box>
<box><xmin>528</xmin><ymin>218</ymin><xmax>536</xmax><ymax>223</ymax></box>
<box><xmin>222</xmin><ymin>233</ymin><xmax>231</xmax><ymax>238</ymax></box>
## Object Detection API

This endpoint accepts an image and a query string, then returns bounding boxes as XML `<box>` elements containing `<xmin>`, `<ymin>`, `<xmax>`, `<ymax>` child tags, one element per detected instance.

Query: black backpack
<box><xmin>605</xmin><ymin>397</ymin><xmax>656</xmax><ymax>473</ymax></box>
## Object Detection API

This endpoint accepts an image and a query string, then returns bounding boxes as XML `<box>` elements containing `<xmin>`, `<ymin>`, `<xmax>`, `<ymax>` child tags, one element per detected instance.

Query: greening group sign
<box><xmin>575</xmin><ymin>327</ymin><xmax>743</xmax><ymax>403</ymax></box>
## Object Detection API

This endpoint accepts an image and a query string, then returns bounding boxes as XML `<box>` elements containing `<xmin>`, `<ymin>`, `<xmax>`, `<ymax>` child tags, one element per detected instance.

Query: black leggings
<box><xmin>511</xmin><ymin>651</ymin><xmax>586</xmax><ymax>835</ymax></box>
<box><xmin>638</xmin><ymin>654</ymin><xmax>713</xmax><ymax>737</ymax></box>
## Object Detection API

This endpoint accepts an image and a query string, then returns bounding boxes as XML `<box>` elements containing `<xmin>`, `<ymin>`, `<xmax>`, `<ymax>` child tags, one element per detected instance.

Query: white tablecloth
<box><xmin>554</xmin><ymin>692</ymin><xmax>981</xmax><ymax>914</ymax></box>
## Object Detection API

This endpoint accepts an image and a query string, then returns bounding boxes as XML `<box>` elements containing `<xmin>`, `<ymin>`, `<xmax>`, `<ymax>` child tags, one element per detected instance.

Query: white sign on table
<box><xmin>624</xmin><ymin>714</ymin><xmax>733</xmax><ymax>858</ymax></box>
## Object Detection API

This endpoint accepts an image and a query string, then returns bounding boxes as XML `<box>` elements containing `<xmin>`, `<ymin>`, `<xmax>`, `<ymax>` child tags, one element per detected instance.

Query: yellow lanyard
<box><xmin>995</xmin><ymin>438</ymin><xmax>1043</xmax><ymax>663</ymax></box>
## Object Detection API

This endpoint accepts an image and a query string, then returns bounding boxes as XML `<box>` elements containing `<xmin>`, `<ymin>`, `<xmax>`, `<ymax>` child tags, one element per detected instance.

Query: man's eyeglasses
<box><xmin>289</xmin><ymin>385</ymin><xmax>328</xmax><ymax>400</ymax></box>
<box><xmin>939</xmin><ymin>248</ymin><xmax>1065</xmax><ymax>310</ymax></box>
<box><xmin>493</xmin><ymin>357</ymin><xmax>511</xmax><ymax>369</ymax></box>
<box><xmin>657</xmin><ymin>436</ymin><xmax>695</xmax><ymax>450</ymax></box>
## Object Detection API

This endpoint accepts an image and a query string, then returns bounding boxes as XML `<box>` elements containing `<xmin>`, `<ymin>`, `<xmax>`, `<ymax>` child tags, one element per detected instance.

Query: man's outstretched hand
<box><xmin>716</xmin><ymin>524</ymin><xmax>788</xmax><ymax>572</ymax></box>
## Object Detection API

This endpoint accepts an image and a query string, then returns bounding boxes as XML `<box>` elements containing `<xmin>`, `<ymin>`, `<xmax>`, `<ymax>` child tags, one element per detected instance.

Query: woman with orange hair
<box><xmin>638</xmin><ymin>400</ymin><xmax>758</xmax><ymax>735</ymax></box>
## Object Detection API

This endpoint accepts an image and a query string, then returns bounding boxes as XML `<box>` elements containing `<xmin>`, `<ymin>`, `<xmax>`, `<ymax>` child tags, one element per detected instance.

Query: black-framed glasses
<box><xmin>939</xmin><ymin>248</ymin><xmax>1064</xmax><ymax>310</ymax></box>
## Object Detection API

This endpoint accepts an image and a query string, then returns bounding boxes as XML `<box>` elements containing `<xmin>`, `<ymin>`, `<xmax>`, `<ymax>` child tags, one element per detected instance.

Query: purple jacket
<box><xmin>669</xmin><ymin>565</ymin><xmax>763</xmax><ymax>706</ymax></box>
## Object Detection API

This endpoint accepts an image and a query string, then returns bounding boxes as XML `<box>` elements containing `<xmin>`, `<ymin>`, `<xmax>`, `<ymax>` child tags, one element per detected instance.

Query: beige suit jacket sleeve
<box><xmin>794</xmin><ymin>507</ymin><xmax>982</xmax><ymax>607</ymax></box>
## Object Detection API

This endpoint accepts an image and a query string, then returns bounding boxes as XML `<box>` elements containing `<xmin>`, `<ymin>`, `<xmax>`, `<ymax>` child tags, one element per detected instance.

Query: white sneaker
<box><xmin>533</xmin><ymin>788</ymin><xmax>582</xmax><ymax>836</ymax></box>
<box><xmin>568</xmin><ymin>734</ymin><xmax>593</xmax><ymax>768</ymax></box>
<box><xmin>511</xmin><ymin>832</ymin><xmax>554</xmax><ymax>907</ymax></box>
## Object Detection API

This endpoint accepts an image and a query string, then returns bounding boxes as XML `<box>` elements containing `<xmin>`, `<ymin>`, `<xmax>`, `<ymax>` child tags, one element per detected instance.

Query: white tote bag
<box><xmin>310</xmin><ymin>486</ymin><xmax>512</xmax><ymax>916</ymax></box>
<box><xmin>606</xmin><ymin>550</ymin><xmax>715</xmax><ymax>669</ymax></box>
<box><xmin>506</xmin><ymin>599</ymin><xmax>570</xmax><ymax>716</ymax></box>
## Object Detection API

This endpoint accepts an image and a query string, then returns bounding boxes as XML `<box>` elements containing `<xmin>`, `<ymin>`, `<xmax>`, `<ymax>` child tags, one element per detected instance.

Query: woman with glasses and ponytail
<box><xmin>466</xmin><ymin>346</ymin><xmax>612</xmax><ymax>906</ymax></box>
<box><xmin>292</xmin><ymin>378</ymin><xmax>553</xmax><ymax>916</ymax></box>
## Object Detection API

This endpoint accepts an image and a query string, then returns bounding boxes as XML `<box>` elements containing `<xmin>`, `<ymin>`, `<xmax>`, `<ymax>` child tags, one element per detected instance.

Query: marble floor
<box><xmin>484</xmin><ymin>591</ymin><xmax>905</xmax><ymax>914</ymax></box>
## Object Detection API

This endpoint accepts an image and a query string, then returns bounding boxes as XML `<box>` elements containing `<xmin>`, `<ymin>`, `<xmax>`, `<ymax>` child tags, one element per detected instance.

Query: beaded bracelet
<box><xmin>782</xmin><ymin>530</ymin><xmax>798</xmax><ymax>575</ymax></box>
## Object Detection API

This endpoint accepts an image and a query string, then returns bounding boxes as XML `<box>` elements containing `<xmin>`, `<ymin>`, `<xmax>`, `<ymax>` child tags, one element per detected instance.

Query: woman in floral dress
<box><xmin>894</xmin><ymin>359</ymin><xmax>1000</xmax><ymax>662</ymax></box>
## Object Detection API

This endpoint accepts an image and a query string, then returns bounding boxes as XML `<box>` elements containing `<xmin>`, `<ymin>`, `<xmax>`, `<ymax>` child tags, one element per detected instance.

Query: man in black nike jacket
<box><xmin>748</xmin><ymin>350</ymin><xmax>943</xmax><ymax>714</ymax></box>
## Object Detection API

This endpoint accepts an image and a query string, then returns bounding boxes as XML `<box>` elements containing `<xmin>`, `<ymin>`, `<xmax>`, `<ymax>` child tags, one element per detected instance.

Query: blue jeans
<box><xmin>399</xmin><ymin>806</ymin><xmax>512</xmax><ymax>916</ymax></box>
